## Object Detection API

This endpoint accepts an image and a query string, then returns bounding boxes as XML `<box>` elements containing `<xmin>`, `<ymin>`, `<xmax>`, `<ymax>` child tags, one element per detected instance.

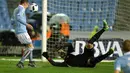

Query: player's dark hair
<box><xmin>20</xmin><ymin>0</ymin><xmax>28</xmax><ymax>4</ymax></box>
<box><xmin>122</xmin><ymin>40</ymin><xmax>130</xmax><ymax>52</ymax></box>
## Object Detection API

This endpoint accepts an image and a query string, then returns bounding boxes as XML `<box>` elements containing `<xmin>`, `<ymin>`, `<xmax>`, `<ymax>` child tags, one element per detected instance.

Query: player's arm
<box><xmin>26</xmin><ymin>24</ymin><xmax>35</xmax><ymax>37</ymax></box>
<box><xmin>47</xmin><ymin>59</ymin><xmax>68</xmax><ymax>67</ymax></box>
<box><xmin>16</xmin><ymin>7</ymin><xmax>27</xmax><ymax>25</ymax></box>
<box><xmin>114</xmin><ymin>59</ymin><xmax>122</xmax><ymax>73</ymax></box>
<box><xmin>42</xmin><ymin>52</ymin><xmax>68</xmax><ymax>67</ymax></box>
<box><xmin>26</xmin><ymin>24</ymin><xmax>34</xmax><ymax>30</ymax></box>
<box><xmin>114</xmin><ymin>70</ymin><xmax>121</xmax><ymax>73</ymax></box>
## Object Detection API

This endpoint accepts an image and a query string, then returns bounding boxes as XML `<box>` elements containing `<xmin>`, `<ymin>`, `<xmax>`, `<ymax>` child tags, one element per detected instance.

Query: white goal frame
<box><xmin>42</xmin><ymin>0</ymin><xmax>47</xmax><ymax>61</ymax></box>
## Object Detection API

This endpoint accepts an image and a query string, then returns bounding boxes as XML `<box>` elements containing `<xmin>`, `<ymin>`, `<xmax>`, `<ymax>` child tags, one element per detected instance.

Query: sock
<box><xmin>88</xmin><ymin>28</ymin><xmax>105</xmax><ymax>44</ymax></box>
<box><xmin>20</xmin><ymin>48</ymin><xmax>32</xmax><ymax>63</ymax></box>
<box><xmin>29</xmin><ymin>50</ymin><xmax>33</xmax><ymax>62</ymax></box>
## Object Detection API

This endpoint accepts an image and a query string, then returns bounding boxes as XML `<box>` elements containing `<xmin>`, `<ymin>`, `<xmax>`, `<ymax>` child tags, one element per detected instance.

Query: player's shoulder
<box><xmin>17</xmin><ymin>5</ymin><xmax>24</xmax><ymax>10</ymax></box>
<box><xmin>115</xmin><ymin>55</ymin><xmax>127</xmax><ymax>63</ymax></box>
<box><xmin>14</xmin><ymin>6</ymin><xmax>22</xmax><ymax>11</ymax></box>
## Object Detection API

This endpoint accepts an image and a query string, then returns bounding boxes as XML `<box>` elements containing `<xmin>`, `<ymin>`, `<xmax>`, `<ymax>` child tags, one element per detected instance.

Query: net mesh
<box><xmin>113</xmin><ymin>0</ymin><xmax>130</xmax><ymax>31</ymax></box>
<box><xmin>48</xmin><ymin>0</ymin><xmax>117</xmax><ymax>31</ymax></box>
<box><xmin>47</xmin><ymin>0</ymin><xmax>118</xmax><ymax>58</ymax></box>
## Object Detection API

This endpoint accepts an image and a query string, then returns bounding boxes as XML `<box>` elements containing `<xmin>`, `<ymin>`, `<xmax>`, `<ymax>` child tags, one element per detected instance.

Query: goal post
<box><xmin>42</xmin><ymin>0</ymin><xmax>47</xmax><ymax>61</ymax></box>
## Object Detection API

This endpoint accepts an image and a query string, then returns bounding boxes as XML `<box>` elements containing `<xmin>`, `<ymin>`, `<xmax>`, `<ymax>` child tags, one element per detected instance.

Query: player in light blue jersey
<box><xmin>114</xmin><ymin>40</ymin><xmax>130</xmax><ymax>73</ymax></box>
<box><xmin>13</xmin><ymin>0</ymin><xmax>36</xmax><ymax>68</ymax></box>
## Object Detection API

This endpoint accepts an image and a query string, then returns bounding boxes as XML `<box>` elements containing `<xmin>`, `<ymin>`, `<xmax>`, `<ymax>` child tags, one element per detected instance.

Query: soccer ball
<box><xmin>29</xmin><ymin>3</ymin><xmax>38</xmax><ymax>12</ymax></box>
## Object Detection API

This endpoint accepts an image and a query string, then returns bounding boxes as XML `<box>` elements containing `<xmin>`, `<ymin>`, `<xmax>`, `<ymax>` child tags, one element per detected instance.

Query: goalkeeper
<box><xmin>42</xmin><ymin>20</ymin><xmax>114</xmax><ymax>67</ymax></box>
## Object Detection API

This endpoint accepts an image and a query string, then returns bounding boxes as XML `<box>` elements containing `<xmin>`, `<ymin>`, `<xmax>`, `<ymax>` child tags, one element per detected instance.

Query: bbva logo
<box><xmin>71</xmin><ymin>40</ymin><xmax>123</xmax><ymax>57</ymax></box>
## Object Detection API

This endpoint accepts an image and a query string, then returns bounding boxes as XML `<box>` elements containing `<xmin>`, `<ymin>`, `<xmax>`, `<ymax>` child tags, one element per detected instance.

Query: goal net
<box><xmin>113</xmin><ymin>0</ymin><xmax>130</xmax><ymax>31</ymax></box>
<box><xmin>46</xmin><ymin>0</ymin><xmax>118</xmax><ymax>58</ymax></box>
<box><xmin>47</xmin><ymin>0</ymin><xmax>117</xmax><ymax>31</ymax></box>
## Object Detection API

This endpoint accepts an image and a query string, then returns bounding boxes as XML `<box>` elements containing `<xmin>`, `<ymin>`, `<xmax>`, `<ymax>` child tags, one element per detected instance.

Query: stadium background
<box><xmin>4</xmin><ymin>0</ymin><xmax>130</xmax><ymax>31</ymax></box>
<box><xmin>0</xmin><ymin>0</ymin><xmax>130</xmax><ymax>58</ymax></box>
<box><xmin>1</xmin><ymin>0</ymin><xmax>129</xmax><ymax>40</ymax></box>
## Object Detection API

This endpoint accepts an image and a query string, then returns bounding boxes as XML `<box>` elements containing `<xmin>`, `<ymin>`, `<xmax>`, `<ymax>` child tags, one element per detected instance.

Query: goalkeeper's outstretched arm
<box><xmin>47</xmin><ymin>59</ymin><xmax>68</xmax><ymax>67</ymax></box>
<box><xmin>42</xmin><ymin>52</ymin><xmax>68</xmax><ymax>67</ymax></box>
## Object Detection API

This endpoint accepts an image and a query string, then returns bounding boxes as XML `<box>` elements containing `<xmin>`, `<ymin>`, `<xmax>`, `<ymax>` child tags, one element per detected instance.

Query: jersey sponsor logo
<box><xmin>71</xmin><ymin>38</ymin><xmax>123</xmax><ymax>59</ymax></box>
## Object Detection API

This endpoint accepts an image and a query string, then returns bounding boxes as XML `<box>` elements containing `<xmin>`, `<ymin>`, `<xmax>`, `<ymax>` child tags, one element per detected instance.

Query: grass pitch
<box><xmin>0</xmin><ymin>57</ymin><xmax>114</xmax><ymax>73</ymax></box>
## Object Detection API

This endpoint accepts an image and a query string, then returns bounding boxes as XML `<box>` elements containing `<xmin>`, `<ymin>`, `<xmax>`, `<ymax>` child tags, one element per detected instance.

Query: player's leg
<box><xmin>83</xmin><ymin>20</ymin><xmax>109</xmax><ymax>64</ymax></box>
<box><xmin>17</xmin><ymin>44</ymin><xmax>34</xmax><ymax>68</ymax></box>
<box><xmin>16</xmin><ymin>33</ymin><xmax>35</xmax><ymax>68</ymax></box>
<box><xmin>27</xmin><ymin>44</ymin><xmax>36</xmax><ymax>67</ymax></box>
<box><xmin>88</xmin><ymin>20</ymin><xmax>109</xmax><ymax>44</ymax></box>
<box><xmin>87</xmin><ymin>48</ymin><xmax>114</xmax><ymax>67</ymax></box>
<box><xmin>16</xmin><ymin>46</ymin><xmax>32</xmax><ymax>68</ymax></box>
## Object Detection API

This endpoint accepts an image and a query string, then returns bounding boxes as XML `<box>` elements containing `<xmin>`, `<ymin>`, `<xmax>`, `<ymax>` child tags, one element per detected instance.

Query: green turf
<box><xmin>0</xmin><ymin>60</ymin><xmax>114</xmax><ymax>73</ymax></box>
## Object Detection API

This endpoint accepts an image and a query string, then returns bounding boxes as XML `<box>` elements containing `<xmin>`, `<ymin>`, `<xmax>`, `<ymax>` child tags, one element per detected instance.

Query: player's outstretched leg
<box><xmin>83</xmin><ymin>20</ymin><xmax>109</xmax><ymax>58</ymax></box>
<box><xmin>88</xmin><ymin>48</ymin><xmax>114</xmax><ymax>66</ymax></box>
<box><xmin>88</xmin><ymin>20</ymin><xmax>109</xmax><ymax>44</ymax></box>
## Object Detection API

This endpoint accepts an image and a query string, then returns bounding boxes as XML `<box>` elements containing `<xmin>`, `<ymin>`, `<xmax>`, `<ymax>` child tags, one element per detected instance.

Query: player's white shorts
<box><xmin>16</xmin><ymin>32</ymin><xmax>32</xmax><ymax>44</ymax></box>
